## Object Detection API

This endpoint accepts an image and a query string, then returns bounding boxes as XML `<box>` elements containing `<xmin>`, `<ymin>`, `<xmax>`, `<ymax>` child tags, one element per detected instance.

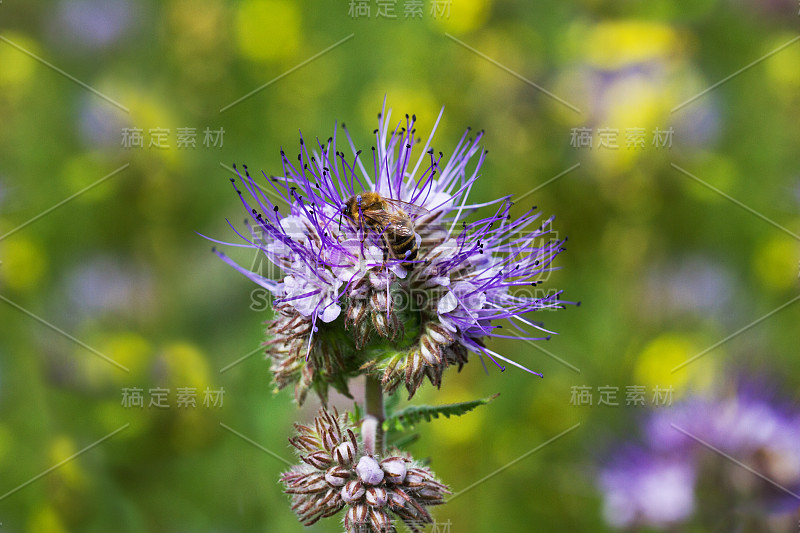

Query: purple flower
<box><xmin>208</xmin><ymin>101</ymin><xmax>570</xmax><ymax>402</ymax></box>
<box><xmin>599</xmin><ymin>377</ymin><xmax>800</xmax><ymax>530</ymax></box>
<box><xmin>48</xmin><ymin>0</ymin><xmax>135</xmax><ymax>50</ymax></box>
<box><xmin>600</xmin><ymin>447</ymin><xmax>696</xmax><ymax>529</ymax></box>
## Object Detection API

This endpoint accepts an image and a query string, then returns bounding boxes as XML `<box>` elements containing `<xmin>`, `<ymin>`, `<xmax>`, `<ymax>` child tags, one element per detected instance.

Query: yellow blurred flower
<box><xmin>553</xmin><ymin>21</ymin><xmax>692</xmax><ymax>173</ymax></box>
<box><xmin>80</xmin><ymin>332</ymin><xmax>152</xmax><ymax>388</ymax></box>
<box><xmin>0</xmin><ymin>238</ymin><xmax>47</xmax><ymax>291</ymax></box>
<box><xmin>0</xmin><ymin>32</ymin><xmax>38</xmax><ymax>89</ymax></box>
<box><xmin>753</xmin><ymin>234</ymin><xmax>800</xmax><ymax>291</ymax></box>
<box><xmin>235</xmin><ymin>0</ymin><xmax>301</xmax><ymax>62</ymax></box>
<box><xmin>764</xmin><ymin>34</ymin><xmax>800</xmax><ymax>93</ymax></box>
<box><xmin>358</xmin><ymin>88</ymin><xmax>438</xmax><ymax>139</ymax></box>
<box><xmin>62</xmin><ymin>154</ymin><xmax>119</xmax><ymax>204</ymax></box>
<box><xmin>634</xmin><ymin>333</ymin><xmax>715</xmax><ymax>393</ymax></box>
<box><xmin>681</xmin><ymin>153</ymin><xmax>738</xmax><ymax>204</ymax></box>
<box><xmin>48</xmin><ymin>435</ymin><xmax>88</xmax><ymax>490</ymax></box>
<box><xmin>27</xmin><ymin>505</ymin><xmax>67</xmax><ymax>533</ymax></box>
<box><xmin>429</xmin><ymin>0</ymin><xmax>492</xmax><ymax>35</ymax></box>
<box><xmin>155</xmin><ymin>341</ymin><xmax>211</xmax><ymax>390</ymax></box>
<box><xmin>584</xmin><ymin>21</ymin><xmax>683</xmax><ymax>70</ymax></box>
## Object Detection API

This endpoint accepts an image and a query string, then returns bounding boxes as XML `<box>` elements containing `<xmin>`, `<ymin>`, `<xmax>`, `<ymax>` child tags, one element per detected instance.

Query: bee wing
<box><xmin>362</xmin><ymin>210</ymin><xmax>416</xmax><ymax>238</ymax></box>
<box><xmin>360</xmin><ymin>210</ymin><xmax>396</xmax><ymax>229</ymax></box>
<box><xmin>382</xmin><ymin>197</ymin><xmax>431</xmax><ymax>218</ymax></box>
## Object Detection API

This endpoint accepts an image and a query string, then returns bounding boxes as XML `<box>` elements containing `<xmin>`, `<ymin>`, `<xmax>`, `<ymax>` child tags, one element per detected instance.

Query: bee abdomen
<box><xmin>392</xmin><ymin>234</ymin><xmax>418</xmax><ymax>261</ymax></box>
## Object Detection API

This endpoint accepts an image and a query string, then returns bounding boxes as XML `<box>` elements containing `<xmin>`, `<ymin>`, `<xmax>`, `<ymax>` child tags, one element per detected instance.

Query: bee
<box><xmin>341</xmin><ymin>191</ymin><xmax>428</xmax><ymax>265</ymax></box>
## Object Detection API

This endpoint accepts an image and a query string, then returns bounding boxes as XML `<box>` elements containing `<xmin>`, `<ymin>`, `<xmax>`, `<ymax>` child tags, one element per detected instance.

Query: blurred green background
<box><xmin>1</xmin><ymin>0</ymin><xmax>799</xmax><ymax>531</ymax></box>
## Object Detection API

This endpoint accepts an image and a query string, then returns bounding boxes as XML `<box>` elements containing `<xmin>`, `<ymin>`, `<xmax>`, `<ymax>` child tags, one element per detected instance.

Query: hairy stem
<box><xmin>364</xmin><ymin>375</ymin><xmax>384</xmax><ymax>454</ymax></box>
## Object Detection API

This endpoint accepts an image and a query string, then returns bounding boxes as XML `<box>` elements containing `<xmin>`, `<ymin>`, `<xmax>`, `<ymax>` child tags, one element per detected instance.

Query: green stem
<box><xmin>365</xmin><ymin>375</ymin><xmax>384</xmax><ymax>454</ymax></box>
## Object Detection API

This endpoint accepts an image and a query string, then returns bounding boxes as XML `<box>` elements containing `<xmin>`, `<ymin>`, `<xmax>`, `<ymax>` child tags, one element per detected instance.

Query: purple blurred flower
<box><xmin>65</xmin><ymin>255</ymin><xmax>154</xmax><ymax>317</ymax></box>
<box><xmin>599</xmin><ymin>378</ymin><xmax>800</xmax><ymax>530</ymax></box>
<box><xmin>642</xmin><ymin>256</ymin><xmax>732</xmax><ymax>319</ymax></box>
<box><xmin>600</xmin><ymin>447</ymin><xmax>696</xmax><ymax>529</ymax></box>
<box><xmin>209</xmin><ymin>102</ymin><xmax>571</xmax><ymax>402</ymax></box>
<box><xmin>49</xmin><ymin>0</ymin><xmax>135</xmax><ymax>50</ymax></box>
<box><xmin>77</xmin><ymin>96</ymin><xmax>129</xmax><ymax>149</ymax></box>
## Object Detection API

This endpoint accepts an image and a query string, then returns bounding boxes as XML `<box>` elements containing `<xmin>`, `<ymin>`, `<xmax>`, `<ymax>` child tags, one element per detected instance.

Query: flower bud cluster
<box><xmin>281</xmin><ymin>409</ymin><xmax>449</xmax><ymax>532</ymax></box>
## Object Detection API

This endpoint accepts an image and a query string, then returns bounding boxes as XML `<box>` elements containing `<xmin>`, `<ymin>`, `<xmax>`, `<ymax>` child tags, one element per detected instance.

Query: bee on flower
<box><xmin>207</xmin><ymin>100</ymin><xmax>572</xmax><ymax>403</ymax></box>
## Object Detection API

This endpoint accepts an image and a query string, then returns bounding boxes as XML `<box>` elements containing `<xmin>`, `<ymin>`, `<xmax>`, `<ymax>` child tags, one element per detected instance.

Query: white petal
<box><xmin>437</xmin><ymin>291</ymin><xmax>458</xmax><ymax>314</ymax></box>
<box><xmin>320</xmin><ymin>302</ymin><xmax>341</xmax><ymax>323</ymax></box>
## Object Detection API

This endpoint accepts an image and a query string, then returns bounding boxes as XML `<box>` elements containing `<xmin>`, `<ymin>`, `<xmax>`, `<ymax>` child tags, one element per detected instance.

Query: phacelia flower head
<box><xmin>281</xmin><ymin>408</ymin><xmax>449</xmax><ymax>532</ymax></box>
<box><xmin>598</xmin><ymin>376</ymin><xmax>800</xmax><ymax>530</ymax></box>
<box><xmin>209</xmin><ymin>100</ymin><xmax>570</xmax><ymax>402</ymax></box>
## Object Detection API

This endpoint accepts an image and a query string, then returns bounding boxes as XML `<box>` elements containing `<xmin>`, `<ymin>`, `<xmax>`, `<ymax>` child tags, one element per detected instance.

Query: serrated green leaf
<box><xmin>383</xmin><ymin>393</ymin><xmax>500</xmax><ymax>432</ymax></box>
